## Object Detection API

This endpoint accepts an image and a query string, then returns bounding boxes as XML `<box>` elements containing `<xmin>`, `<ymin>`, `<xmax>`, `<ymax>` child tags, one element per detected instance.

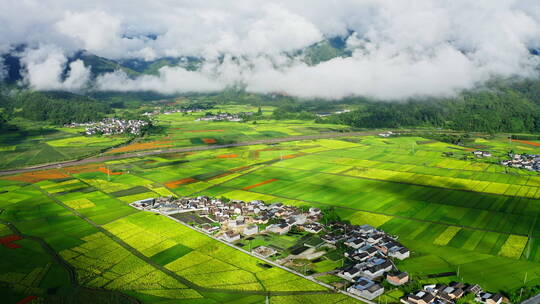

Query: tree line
<box><xmin>0</xmin><ymin>91</ymin><xmax>112</xmax><ymax>126</ymax></box>
<box><xmin>314</xmin><ymin>83</ymin><xmax>540</xmax><ymax>133</ymax></box>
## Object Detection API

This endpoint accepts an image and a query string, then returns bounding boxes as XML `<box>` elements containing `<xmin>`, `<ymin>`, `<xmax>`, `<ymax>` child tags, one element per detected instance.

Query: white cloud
<box><xmin>96</xmin><ymin>66</ymin><xmax>224</xmax><ymax>94</ymax></box>
<box><xmin>20</xmin><ymin>45</ymin><xmax>90</xmax><ymax>91</ymax></box>
<box><xmin>1</xmin><ymin>0</ymin><xmax>540</xmax><ymax>99</ymax></box>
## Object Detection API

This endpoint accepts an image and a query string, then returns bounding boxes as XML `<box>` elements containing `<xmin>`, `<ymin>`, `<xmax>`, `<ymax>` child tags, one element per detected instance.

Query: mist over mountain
<box><xmin>1</xmin><ymin>0</ymin><xmax>540</xmax><ymax>100</ymax></box>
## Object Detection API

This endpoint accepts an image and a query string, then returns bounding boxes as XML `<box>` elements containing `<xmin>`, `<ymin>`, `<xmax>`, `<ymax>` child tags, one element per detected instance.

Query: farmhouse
<box><xmin>243</xmin><ymin>224</ymin><xmax>258</xmax><ymax>236</ymax></box>
<box><xmin>266</xmin><ymin>223</ymin><xmax>290</xmax><ymax>235</ymax></box>
<box><xmin>476</xmin><ymin>292</ymin><xmax>503</xmax><ymax>304</ymax></box>
<box><xmin>309</xmin><ymin>207</ymin><xmax>321</xmax><ymax>215</ymax></box>
<box><xmin>222</xmin><ymin>231</ymin><xmax>240</xmax><ymax>242</ymax></box>
<box><xmin>300</xmin><ymin>223</ymin><xmax>323</xmax><ymax>234</ymax></box>
<box><xmin>403</xmin><ymin>282</ymin><xmax>489</xmax><ymax>304</ymax></box>
<box><xmin>347</xmin><ymin>278</ymin><xmax>384</xmax><ymax>300</ymax></box>
<box><xmin>401</xmin><ymin>290</ymin><xmax>436</xmax><ymax>304</ymax></box>
<box><xmin>387</xmin><ymin>271</ymin><xmax>409</xmax><ymax>286</ymax></box>
<box><xmin>345</xmin><ymin>237</ymin><xmax>366</xmax><ymax>249</ymax></box>
<box><xmin>339</xmin><ymin>265</ymin><xmax>362</xmax><ymax>281</ymax></box>
<box><xmin>361</xmin><ymin>260</ymin><xmax>393</xmax><ymax>279</ymax></box>
<box><xmin>473</xmin><ymin>151</ymin><xmax>492</xmax><ymax>158</ymax></box>
<box><xmin>252</xmin><ymin>246</ymin><xmax>277</xmax><ymax>258</ymax></box>
<box><xmin>388</xmin><ymin>246</ymin><xmax>410</xmax><ymax>260</ymax></box>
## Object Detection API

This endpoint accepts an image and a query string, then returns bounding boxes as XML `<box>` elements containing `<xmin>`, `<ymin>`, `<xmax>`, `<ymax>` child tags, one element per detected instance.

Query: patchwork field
<box><xmin>106</xmin><ymin>112</ymin><xmax>352</xmax><ymax>155</ymax></box>
<box><xmin>0</xmin><ymin>118</ymin><xmax>131</xmax><ymax>170</ymax></box>
<box><xmin>2</xmin><ymin>133</ymin><xmax>540</xmax><ymax>301</ymax></box>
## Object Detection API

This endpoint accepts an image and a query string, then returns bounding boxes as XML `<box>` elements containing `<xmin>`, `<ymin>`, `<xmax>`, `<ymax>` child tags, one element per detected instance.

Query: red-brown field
<box><xmin>513</xmin><ymin>139</ymin><xmax>540</xmax><ymax>147</ymax></box>
<box><xmin>165</xmin><ymin>177</ymin><xmax>197</xmax><ymax>189</ymax></box>
<box><xmin>217</xmin><ymin>154</ymin><xmax>238</xmax><ymax>158</ymax></box>
<box><xmin>0</xmin><ymin>235</ymin><xmax>23</xmax><ymax>249</ymax></box>
<box><xmin>281</xmin><ymin>153</ymin><xmax>304</xmax><ymax>159</ymax></box>
<box><xmin>16</xmin><ymin>296</ymin><xmax>37</xmax><ymax>304</ymax></box>
<box><xmin>202</xmin><ymin>138</ymin><xmax>217</xmax><ymax>144</ymax></box>
<box><xmin>243</xmin><ymin>178</ymin><xmax>278</xmax><ymax>190</ymax></box>
<box><xmin>3</xmin><ymin>170</ymin><xmax>70</xmax><ymax>183</ymax></box>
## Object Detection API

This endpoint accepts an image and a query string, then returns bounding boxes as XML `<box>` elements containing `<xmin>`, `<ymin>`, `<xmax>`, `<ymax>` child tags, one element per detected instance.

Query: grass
<box><xmin>0</xmin><ymin>118</ymin><xmax>132</xmax><ymax>170</ymax></box>
<box><xmin>499</xmin><ymin>235</ymin><xmax>528</xmax><ymax>259</ymax></box>
<box><xmin>2</xmin><ymin>130</ymin><xmax>540</xmax><ymax>299</ymax></box>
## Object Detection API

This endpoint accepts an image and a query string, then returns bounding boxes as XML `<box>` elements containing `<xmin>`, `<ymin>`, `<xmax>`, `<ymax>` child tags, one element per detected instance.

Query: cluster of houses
<box><xmin>131</xmin><ymin>196</ymin><xmax>412</xmax><ymax>301</ymax></box>
<box><xmin>130</xmin><ymin>196</ymin><xmax>504</xmax><ymax>303</ymax></box>
<box><xmin>322</xmin><ymin>223</ymin><xmax>410</xmax><ymax>299</ymax></box>
<box><xmin>501</xmin><ymin>153</ymin><xmax>540</xmax><ymax>172</ymax></box>
<box><xmin>378</xmin><ymin>131</ymin><xmax>395</xmax><ymax>138</ymax></box>
<box><xmin>316</xmin><ymin>109</ymin><xmax>352</xmax><ymax>117</ymax></box>
<box><xmin>196</xmin><ymin>112</ymin><xmax>253</xmax><ymax>122</ymax></box>
<box><xmin>143</xmin><ymin>107</ymin><xmax>206</xmax><ymax>116</ymax></box>
<box><xmin>130</xmin><ymin>196</ymin><xmax>323</xmax><ymax>242</ymax></box>
<box><xmin>472</xmin><ymin>150</ymin><xmax>492</xmax><ymax>158</ymax></box>
<box><xmin>66</xmin><ymin>118</ymin><xmax>149</xmax><ymax>136</ymax></box>
<box><xmin>402</xmin><ymin>283</ymin><xmax>503</xmax><ymax>304</ymax></box>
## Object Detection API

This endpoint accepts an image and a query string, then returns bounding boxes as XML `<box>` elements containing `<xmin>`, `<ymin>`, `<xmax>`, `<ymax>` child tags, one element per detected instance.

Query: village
<box><xmin>196</xmin><ymin>112</ymin><xmax>254</xmax><ymax>122</ymax></box>
<box><xmin>130</xmin><ymin>196</ymin><xmax>503</xmax><ymax>303</ymax></box>
<box><xmin>500</xmin><ymin>153</ymin><xmax>540</xmax><ymax>172</ymax></box>
<box><xmin>142</xmin><ymin>107</ymin><xmax>207</xmax><ymax>116</ymax></box>
<box><xmin>66</xmin><ymin>118</ymin><xmax>149</xmax><ymax>136</ymax></box>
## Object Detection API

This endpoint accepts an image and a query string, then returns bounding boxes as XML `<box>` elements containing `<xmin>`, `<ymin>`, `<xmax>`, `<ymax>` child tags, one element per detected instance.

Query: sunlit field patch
<box><xmin>106</xmin><ymin>140</ymin><xmax>173</xmax><ymax>154</ymax></box>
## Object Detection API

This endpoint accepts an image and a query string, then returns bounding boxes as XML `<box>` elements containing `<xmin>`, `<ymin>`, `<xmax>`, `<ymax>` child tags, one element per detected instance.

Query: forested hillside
<box><xmin>313</xmin><ymin>83</ymin><xmax>540</xmax><ymax>133</ymax></box>
<box><xmin>0</xmin><ymin>91</ymin><xmax>112</xmax><ymax>125</ymax></box>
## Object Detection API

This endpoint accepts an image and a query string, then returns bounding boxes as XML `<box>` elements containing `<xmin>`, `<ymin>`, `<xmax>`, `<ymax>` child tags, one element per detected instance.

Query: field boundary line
<box><xmin>32</xmin><ymin>186</ymin><xmax>350</xmax><ymax>297</ymax></box>
<box><xmin>0</xmin><ymin>213</ymin><xmax>141</xmax><ymax>304</ymax></box>
<box><xmin>0</xmin><ymin>131</ymin><xmax>390</xmax><ymax>176</ymax></box>
<box><xmin>163</xmin><ymin>212</ymin><xmax>372</xmax><ymax>303</ymax></box>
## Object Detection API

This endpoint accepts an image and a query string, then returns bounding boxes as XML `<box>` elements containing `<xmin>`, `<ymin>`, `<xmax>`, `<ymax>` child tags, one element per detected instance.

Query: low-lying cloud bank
<box><xmin>2</xmin><ymin>0</ymin><xmax>540</xmax><ymax>100</ymax></box>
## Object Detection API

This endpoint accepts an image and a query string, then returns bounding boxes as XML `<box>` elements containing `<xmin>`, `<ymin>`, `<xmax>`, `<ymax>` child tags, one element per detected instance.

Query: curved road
<box><xmin>0</xmin><ymin>131</ymin><xmax>386</xmax><ymax>176</ymax></box>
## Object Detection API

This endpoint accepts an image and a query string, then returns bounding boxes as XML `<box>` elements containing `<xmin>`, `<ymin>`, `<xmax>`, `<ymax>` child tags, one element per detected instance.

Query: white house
<box><xmin>243</xmin><ymin>225</ymin><xmax>258</xmax><ymax>236</ymax></box>
<box><xmin>222</xmin><ymin>231</ymin><xmax>240</xmax><ymax>242</ymax></box>
<box><xmin>347</xmin><ymin>278</ymin><xmax>384</xmax><ymax>300</ymax></box>
<box><xmin>389</xmin><ymin>247</ymin><xmax>410</xmax><ymax>260</ymax></box>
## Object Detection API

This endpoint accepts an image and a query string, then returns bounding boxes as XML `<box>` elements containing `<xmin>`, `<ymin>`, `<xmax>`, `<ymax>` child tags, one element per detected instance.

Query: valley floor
<box><xmin>1</xmin><ymin>132</ymin><xmax>540</xmax><ymax>302</ymax></box>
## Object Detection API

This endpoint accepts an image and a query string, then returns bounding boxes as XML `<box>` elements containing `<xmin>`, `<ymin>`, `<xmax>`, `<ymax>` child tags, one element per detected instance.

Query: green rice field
<box><xmin>2</xmin><ymin>132</ymin><xmax>540</xmax><ymax>301</ymax></box>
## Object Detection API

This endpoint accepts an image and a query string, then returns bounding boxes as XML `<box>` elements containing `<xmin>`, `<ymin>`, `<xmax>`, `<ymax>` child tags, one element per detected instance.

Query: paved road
<box><xmin>522</xmin><ymin>293</ymin><xmax>540</xmax><ymax>304</ymax></box>
<box><xmin>0</xmin><ymin>131</ymin><xmax>385</xmax><ymax>176</ymax></box>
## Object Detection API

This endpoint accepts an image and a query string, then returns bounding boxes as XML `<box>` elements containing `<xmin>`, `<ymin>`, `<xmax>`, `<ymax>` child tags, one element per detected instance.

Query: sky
<box><xmin>2</xmin><ymin>0</ymin><xmax>540</xmax><ymax>100</ymax></box>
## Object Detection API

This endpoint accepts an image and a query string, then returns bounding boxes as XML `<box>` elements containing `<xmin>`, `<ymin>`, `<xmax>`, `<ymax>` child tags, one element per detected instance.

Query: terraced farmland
<box><xmin>2</xmin><ymin>134</ymin><xmax>540</xmax><ymax>301</ymax></box>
